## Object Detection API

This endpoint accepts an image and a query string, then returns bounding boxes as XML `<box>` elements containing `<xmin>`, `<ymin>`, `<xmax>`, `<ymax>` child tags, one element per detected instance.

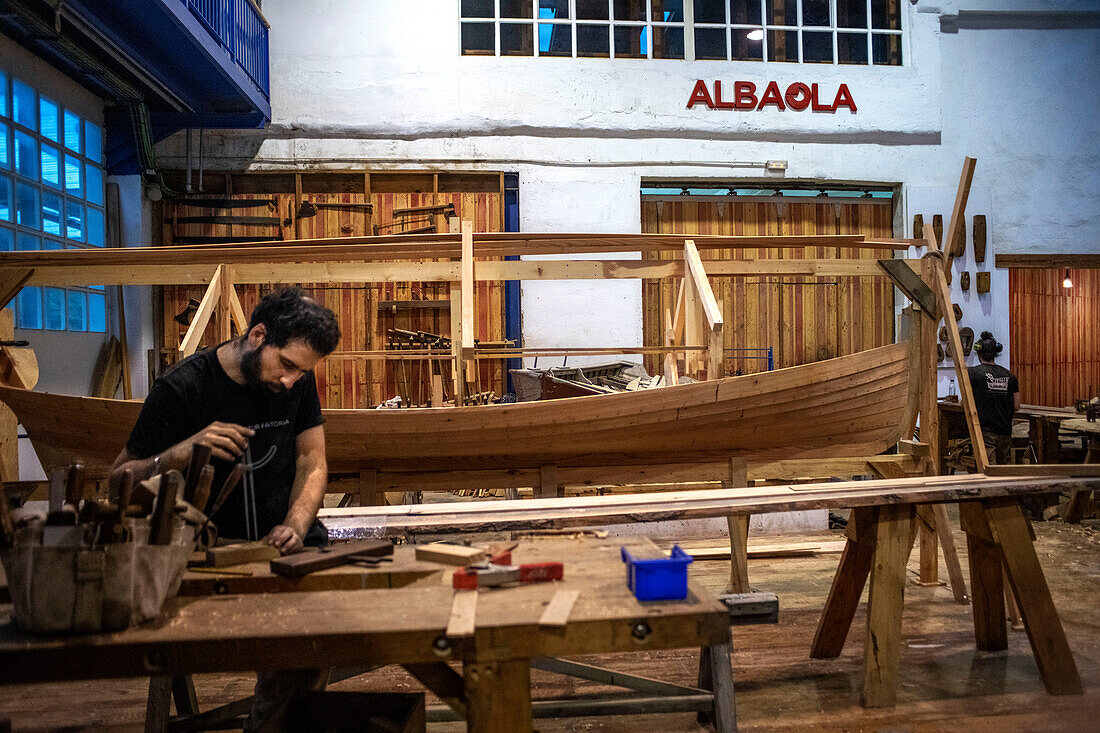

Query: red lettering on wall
<box><xmin>832</xmin><ymin>83</ymin><xmax>857</xmax><ymax>113</ymax></box>
<box><xmin>784</xmin><ymin>82</ymin><xmax>811</xmax><ymax>111</ymax></box>
<box><xmin>688</xmin><ymin>81</ymin><xmax>856</xmax><ymax>113</ymax></box>
<box><xmin>734</xmin><ymin>81</ymin><xmax>758</xmax><ymax>110</ymax></box>
<box><xmin>810</xmin><ymin>83</ymin><xmax>834</xmax><ymax>112</ymax></box>
<box><xmin>687</xmin><ymin>79</ymin><xmax>714</xmax><ymax>109</ymax></box>
<box><xmin>757</xmin><ymin>81</ymin><xmax>786</xmax><ymax>110</ymax></box>
<box><xmin>713</xmin><ymin>81</ymin><xmax>737</xmax><ymax>110</ymax></box>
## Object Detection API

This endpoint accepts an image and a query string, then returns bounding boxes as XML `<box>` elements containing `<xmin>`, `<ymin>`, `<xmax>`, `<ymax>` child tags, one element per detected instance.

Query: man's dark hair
<box><xmin>247</xmin><ymin>287</ymin><xmax>341</xmax><ymax>356</ymax></box>
<box><xmin>974</xmin><ymin>330</ymin><xmax>1002</xmax><ymax>362</ymax></box>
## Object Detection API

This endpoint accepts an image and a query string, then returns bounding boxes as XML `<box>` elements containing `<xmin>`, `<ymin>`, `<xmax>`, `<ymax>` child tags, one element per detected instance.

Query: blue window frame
<box><xmin>3</xmin><ymin>69</ymin><xmax>107</xmax><ymax>332</ymax></box>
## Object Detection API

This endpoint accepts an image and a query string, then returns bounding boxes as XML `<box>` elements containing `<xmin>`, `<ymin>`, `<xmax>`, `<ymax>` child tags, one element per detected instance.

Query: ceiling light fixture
<box><xmin>1063</xmin><ymin>270</ymin><xmax>1073</xmax><ymax>288</ymax></box>
<box><xmin>747</xmin><ymin>29</ymin><xmax>764</xmax><ymax>41</ymax></box>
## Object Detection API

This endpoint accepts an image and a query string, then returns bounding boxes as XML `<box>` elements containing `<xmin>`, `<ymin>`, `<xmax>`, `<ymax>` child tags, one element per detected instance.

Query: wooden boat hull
<box><xmin>0</xmin><ymin>340</ymin><xmax>918</xmax><ymax>479</ymax></box>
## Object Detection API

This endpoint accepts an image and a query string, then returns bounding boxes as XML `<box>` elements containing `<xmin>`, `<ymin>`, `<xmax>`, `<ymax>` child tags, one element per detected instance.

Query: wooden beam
<box><xmin>12</xmin><ymin>257</ymin><xmax>922</xmax><ymax>287</ymax></box>
<box><xmin>994</xmin><ymin>254</ymin><xmax>1100</xmax><ymax>269</ymax></box>
<box><xmin>725</xmin><ymin>458</ymin><xmax>750</xmax><ymax>594</ymax></box>
<box><xmin>460</xmin><ymin>220</ymin><xmax>475</xmax><ymax>351</ymax></box>
<box><xmin>924</xmin><ymin>223</ymin><xmax>989</xmax><ymax>471</ymax></box>
<box><xmin>942</xmin><ymin>157</ymin><xmax>976</xmax><ymax>273</ymax></box>
<box><xmin>319</xmin><ymin>474</ymin><xmax>1100</xmax><ymax>537</ymax></box>
<box><xmin>0</xmin><ymin>268</ymin><xmax>33</xmax><ymax>311</ymax></box>
<box><xmin>684</xmin><ymin>240</ymin><xmax>723</xmax><ymax>331</ymax></box>
<box><xmin>862</xmin><ymin>503</ymin><xmax>913</xmax><ymax>707</ymax></box>
<box><xmin>178</xmin><ymin>265</ymin><xmax>224</xmax><ymax>358</ymax></box>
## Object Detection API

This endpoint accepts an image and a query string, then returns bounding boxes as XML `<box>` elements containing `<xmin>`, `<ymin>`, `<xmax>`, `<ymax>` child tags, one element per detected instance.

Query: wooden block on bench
<box><xmin>270</xmin><ymin>539</ymin><xmax>394</xmax><ymax>578</ymax></box>
<box><xmin>414</xmin><ymin>542</ymin><xmax>486</xmax><ymax>566</ymax></box>
<box><xmin>204</xmin><ymin>541</ymin><xmax>281</xmax><ymax>568</ymax></box>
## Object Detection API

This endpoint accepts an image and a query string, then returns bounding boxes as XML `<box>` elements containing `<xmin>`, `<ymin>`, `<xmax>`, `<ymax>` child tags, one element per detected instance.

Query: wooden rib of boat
<box><xmin>0</xmin><ymin>337</ymin><xmax>918</xmax><ymax>480</ymax></box>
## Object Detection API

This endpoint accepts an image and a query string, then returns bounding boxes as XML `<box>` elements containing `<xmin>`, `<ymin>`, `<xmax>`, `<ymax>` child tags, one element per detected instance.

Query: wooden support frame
<box><xmin>811</xmin><ymin>494</ymin><xmax>1081</xmax><ymax>708</ymax></box>
<box><xmin>683</xmin><ymin>240</ymin><xmax>724</xmax><ymax>379</ymax></box>
<box><xmin>924</xmin><ymin>223</ymin><xmax>989</xmax><ymax>471</ymax></box>
<box><xmin>178</xmin><ymin>264</ymin><xmax>224</xmax><ymax>358</ymax></box>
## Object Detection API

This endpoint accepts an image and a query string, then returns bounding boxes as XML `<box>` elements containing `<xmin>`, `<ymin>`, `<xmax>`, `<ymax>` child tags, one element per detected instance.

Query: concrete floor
<box><xmin>1</xmin><ymin>514</ymin><xmax>1098</xmax><ymax>731</ymax></box>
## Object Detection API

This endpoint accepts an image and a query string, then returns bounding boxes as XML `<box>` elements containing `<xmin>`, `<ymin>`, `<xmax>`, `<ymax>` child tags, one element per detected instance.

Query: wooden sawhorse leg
<box><xmin>145</xmin><ymin>674</ymin><xmax>198</xmax><ymax>733</ymax></box>
<box><xmin>464</xmin><ymin>659</ymin><xmax>532</xmax><ymax>733</ymax></box>
<box><xmin>724</xmin><ymin>458</ymin><xmax>750</xmax><ymax>594</ymax></box>
<box><xmin>914</xmin><ymin>504</ymin><xmax>969</xmax><ymax>604</ymax></box>
<box><xmin>959</xmin><ymin>498</ymin><xmax>1082</xmax><ymax>695</ymax></box>
<box><xmin>810</xmin><ymin>504</ymin><xmax>915</xmax><ymax>707</ymax></box>
<box><xmin>696</xmin><ymin>626</ymin><xmax>738</xmax><ymax>733</ymax></box>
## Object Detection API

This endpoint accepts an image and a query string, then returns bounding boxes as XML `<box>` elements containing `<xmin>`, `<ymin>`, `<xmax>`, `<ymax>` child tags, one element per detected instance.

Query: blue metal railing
<box><xmin>181</xmin><ymin>0</ymin><xmax>270</xmax><ymax>98</ymax></box>
<box><xmin>724</xmin><ymin>347</ymin><xmax>775</xmax><ymax>375</ymax></box>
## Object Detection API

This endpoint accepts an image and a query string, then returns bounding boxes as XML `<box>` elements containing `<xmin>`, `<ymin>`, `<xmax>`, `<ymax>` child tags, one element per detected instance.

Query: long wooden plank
<box><xmin>0</xmin><ymin>233</ymin><xmax>894</xmax><ymax>266</ymax></box>
<box><xmin>995</xmin><ymin>254</ymin><xmax>1100</xmax><ymax>269</ymax></box>
<box><xmin>925</xmin><ymin>223</ymin><xmax>989</xmax><ymax>471</ymax></box>
<box><xmin>320</xmin><ymin>474</ymin><xmax>1100</xmax><ymax>537</ymax></box>
<box><xmin>942</xmin><ymin>157</ymin><xmax>977</xmax><ymax>273</ymax></box>
<box><xmin>12</xmin><ymin>258</ymin><xmax>921</xmax><ymax>287</ymax></box>
<box><xmin>684</xmin><ymin>240</ymin><xmax>723</xmax><ymax>330</ymax></box>
<box><xmin>177</xmin><ymin>265</ymin><xmax>223</xmax><ymax>358</ymax></box>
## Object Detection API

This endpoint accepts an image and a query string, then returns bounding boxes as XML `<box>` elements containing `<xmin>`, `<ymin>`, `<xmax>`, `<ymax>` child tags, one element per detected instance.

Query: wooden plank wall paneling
<box><xmin>159</xmin><ymin>184</ymin><xmax>504</xmax><ymax>408</ymax></box>
<box><xmin>641</xmin><ymin>198</ymin><xmax>895</xmax><ymax>376</ymax></box>
<box><xmin>1009</xmin><ymin>268</ymin><xmax>1100</xmax><ymax>407</ymax></box>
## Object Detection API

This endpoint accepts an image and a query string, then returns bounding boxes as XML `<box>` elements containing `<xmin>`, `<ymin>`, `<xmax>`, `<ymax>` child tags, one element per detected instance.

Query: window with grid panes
<box><xmin>461</xmin><ymin>0</ymin><xmax>686</xmax><ymax>59</ymax></box>
<box><xmin>0</xmin><ymin>69</ymin><xmax>107</xmax><ymax>332</ymax></box>
<box><xmin>460</xmin><ymin>1</ymin><xmax>902</xmax><ymax>65</ymax></box>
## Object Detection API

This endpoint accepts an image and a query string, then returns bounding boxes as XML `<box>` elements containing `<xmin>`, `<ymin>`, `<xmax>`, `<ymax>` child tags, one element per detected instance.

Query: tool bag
<box><xmin>1</xmin><ymin>518</ymin><xmax>193</xmax><ymax>634</ymax></box>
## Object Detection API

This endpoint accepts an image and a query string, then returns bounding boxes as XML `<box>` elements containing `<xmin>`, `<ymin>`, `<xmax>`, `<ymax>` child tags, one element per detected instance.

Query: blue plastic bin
<box><xmin>621</xmin><ymin>545</ymin><xmax>694</xmax><ymax>601</ymax></box>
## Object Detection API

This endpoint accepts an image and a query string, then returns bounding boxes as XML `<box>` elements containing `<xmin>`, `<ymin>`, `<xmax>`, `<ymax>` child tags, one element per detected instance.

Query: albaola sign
<box><xmin>687</xmin><ymin>80</ymin><xmax>857</xmax><ymax>113</ymax></box>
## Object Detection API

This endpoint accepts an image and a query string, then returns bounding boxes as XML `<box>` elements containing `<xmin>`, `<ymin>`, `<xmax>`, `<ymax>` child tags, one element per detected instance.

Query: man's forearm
<box><xmin>284</xmin><ymin>454</ymin><xmax>328</xmax><ymax>537</ymax></box>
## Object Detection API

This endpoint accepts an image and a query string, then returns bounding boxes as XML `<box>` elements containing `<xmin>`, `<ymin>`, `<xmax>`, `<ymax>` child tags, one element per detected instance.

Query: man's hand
<box><xmin>265</xmin><ymin>524</ymin><xmax>304</xmax><ymax>554</ymax></box>
<box><xmin>172</xmin><ymin>422</ymin><xmax>255</xmax><ymax>464</ymax></box>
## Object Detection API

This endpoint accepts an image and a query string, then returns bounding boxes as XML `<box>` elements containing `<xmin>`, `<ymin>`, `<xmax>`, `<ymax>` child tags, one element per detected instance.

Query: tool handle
<box><xmin>519</xmin><ymin>562</ymin><xmax>564</xmax><ymax>584</ymax></box>
<box><xmin>210</xmin><ymin>463</ymin><xmax>244</xmax><ymax>517</ymax></box>
<box><xmin>64</xmin><ymin>462</ymin><xmax>85</xmax><ymax>508</ymax></box>
<box><xmin>182</xmin><ymin>444</ymin><xmax>213</xmax><ymax>503</ymax></box>
<box><xmin>115</xmin><ymin>469</ymin><xmax>135</xmax><ymax>514</ymax></box>
<box><xmin>191</xmin><ymin>464</ymin><xmax>215</xmax><ymax>515</ymax></box>
<box><xmin>0</xmin><ymin>487</ymin><xmax>14</xmax><ymax>549</ymax></box>
<box><xmin>148</xmin><ymin>471</ymin><xmax>182</xmax><ymax>545</ymax></box>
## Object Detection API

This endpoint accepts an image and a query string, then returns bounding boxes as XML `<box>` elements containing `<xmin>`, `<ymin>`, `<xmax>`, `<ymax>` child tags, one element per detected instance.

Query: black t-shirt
<box><xmin>126</xmin><ymin>344</ymin><xmax>325</xmax><ymax>542</ymax></box>
<box><xmin>968</xmin><ymin>363</ymin><xmax>1019</xmax><ymax>437</ymax></box>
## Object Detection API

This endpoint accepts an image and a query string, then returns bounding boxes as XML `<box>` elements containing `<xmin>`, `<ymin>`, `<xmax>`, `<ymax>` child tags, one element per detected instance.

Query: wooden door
<box><xmin>1010</xmin><ymin>268</ymin><xmax>1100</xmax><ymax>407</ymax></box>
<box><xmin>642</xmin><ymin>196</ymin><xmax>895</xmax><ymax>376</ymax></box>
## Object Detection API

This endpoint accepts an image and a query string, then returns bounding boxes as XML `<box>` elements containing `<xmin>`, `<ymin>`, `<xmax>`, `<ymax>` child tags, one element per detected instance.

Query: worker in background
<box><xmin>110</xmin><ymin>286</ymin><xmax>340</xmax><ymax>730</ymax></box>
<box><xmin>968</xmin><ymin>331</ymin><xmax>1020</xmax><ymax>464</ymax></box>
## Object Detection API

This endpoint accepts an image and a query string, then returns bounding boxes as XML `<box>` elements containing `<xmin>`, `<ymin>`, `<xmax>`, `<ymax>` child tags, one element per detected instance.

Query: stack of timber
<box><xmin>319</xmin><ymin>473</ymin><xmax>1100</xmax><ymax>538</ymax></box>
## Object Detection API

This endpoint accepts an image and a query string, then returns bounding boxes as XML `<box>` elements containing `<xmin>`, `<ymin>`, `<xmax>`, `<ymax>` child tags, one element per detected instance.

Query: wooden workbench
<box><xmin>325</xmin><ymin>472</ymin><xmax>1094</xmax><ymax>710</ymax></box>
<box><xmin>1060</xmin><ymin>418</ymin><xmax>1099</xmax><ymax>521</ymax></box>
<box><xmin>0</xmin><ymin>537</ymin><xmax>731</xmax><ymax>732</ymax></box>
<box><xmin>938</xmin><ymin>401</ymin><xmax>1081</xmax><ymax>472</ymax></box>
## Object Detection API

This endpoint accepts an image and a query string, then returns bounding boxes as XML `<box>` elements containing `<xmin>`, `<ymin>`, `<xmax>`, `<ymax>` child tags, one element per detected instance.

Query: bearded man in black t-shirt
<box><xmin>967</xmin><ymin>331</ymin><xmax>1020</xmax><ymax>464</ymax></box>
<box><xmin>111</xmin><ymin>287</ymin><xmax>340</xmax><ymax>554</ymax></box>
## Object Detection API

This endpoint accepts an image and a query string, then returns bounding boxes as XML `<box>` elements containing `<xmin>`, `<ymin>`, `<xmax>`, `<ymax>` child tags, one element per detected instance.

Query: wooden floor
<box><xmin>2</xmin><ymin>512</ymin><xmax>1098</xmax><ymax>731</ymax></box>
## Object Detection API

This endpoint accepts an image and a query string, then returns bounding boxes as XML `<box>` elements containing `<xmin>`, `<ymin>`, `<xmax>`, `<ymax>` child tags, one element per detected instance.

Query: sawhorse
<box><xmin>810</xmin><ymin>498</ymin><xmax>1081</xmax><ymax>707</ymax></box>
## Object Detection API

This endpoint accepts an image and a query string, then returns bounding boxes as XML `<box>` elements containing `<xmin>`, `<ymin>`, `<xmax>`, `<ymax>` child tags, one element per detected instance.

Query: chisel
<box><xmin>182</xmin><ymin>444</ymin><xmax>213</xmax><ymax>504</ymax></box>
<box><xmin>148</xmin><ymin>471</ymin><xmax>182</xmax><ymax>545</ymax></box>
<box><xmin>191</xmin><ymin>464</ymin><xmax>216</xmax><ymax>515</ymax></box>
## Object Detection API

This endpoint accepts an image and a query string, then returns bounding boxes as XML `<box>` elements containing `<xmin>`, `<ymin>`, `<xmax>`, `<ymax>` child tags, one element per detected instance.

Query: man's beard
<box><xmin>241</xmin><ymin>344</ymin><xmax>286</xmax><ymax>396</ymax></box>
